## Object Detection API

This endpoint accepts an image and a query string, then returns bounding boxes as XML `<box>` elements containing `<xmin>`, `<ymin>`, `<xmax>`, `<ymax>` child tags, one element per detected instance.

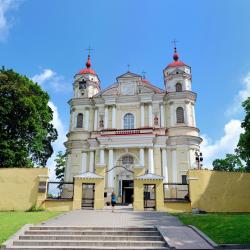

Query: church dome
<box><xmin>167</xmin><ymin>47</ymin><xmax>187</xmax><ymax>68</ymax></box>
<box><xmin>78</xmin><ymin>55</ymin><xmax>97</xmax><ymax>75</ymax></box>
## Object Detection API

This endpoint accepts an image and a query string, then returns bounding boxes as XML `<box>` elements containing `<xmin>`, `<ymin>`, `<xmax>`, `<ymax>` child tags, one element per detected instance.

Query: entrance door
<box><xmin>122</xmin><ymin>180</ymin><xmax>134</xmax><ymax>204</ymax></box>
<box><xmin>144</xmin><ymin>184</ymin><xmax>156</xmax><ymax>210</ymax></box>
<box><xmin>82</xmin><ymin>183</ymin><xmax>95</xmax><ymax>209</ymax></box>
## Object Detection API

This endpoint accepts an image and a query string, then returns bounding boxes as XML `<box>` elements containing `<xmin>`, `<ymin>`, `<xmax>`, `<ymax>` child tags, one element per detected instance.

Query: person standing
<box><xmin>111</xmin><ymin>191</ymin><xmax>116</xmax><ymax>212</ymax></box>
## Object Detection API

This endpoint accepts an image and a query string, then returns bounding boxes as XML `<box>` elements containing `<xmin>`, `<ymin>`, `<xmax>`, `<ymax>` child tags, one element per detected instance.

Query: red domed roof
<box><xmin>78</xmin><ymin>55</ymin><xmax>97</xmax><ymax>75</ymax></box>
<box><xmin>167</xmin><ymin>47</ymin><xmax>187</xmax><ymax>68</ymax></box>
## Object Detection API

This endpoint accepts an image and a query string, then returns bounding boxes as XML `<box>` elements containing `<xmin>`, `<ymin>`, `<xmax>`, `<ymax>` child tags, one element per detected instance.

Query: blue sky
<box><xmin>1</xmin><ymin>0</ymin><xmax>250</xmax><ymax>175</ymax></box>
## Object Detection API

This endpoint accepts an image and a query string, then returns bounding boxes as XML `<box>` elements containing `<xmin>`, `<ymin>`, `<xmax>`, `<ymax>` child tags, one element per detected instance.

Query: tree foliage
<box><xmin>213</xmin><ymin>97</ymin><xmax>250</xmax><ymax>172</ymax></box>
<box><xmin>212</xmin><ymin>154</ymin><xmax>244</xmax><ymax>172</ymax></box>
<box><xmin>54</xmin><ymin>151</ymin><xmax>66</xmax><ymax>181</ymax></box>
<box><xmin>236</xmin><ymin>97</ymin><xmax>250</xmax><ymax>171</ymax></box>
<box><xmin>0</xmin><ymin>68</ymin><xmax>58</xmax><ymax>167</ymax></box>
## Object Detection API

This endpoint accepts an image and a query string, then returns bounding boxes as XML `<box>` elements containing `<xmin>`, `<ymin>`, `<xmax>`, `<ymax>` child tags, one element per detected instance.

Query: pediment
<box><xmin>116</xmin><ymin>71</ymin><xmax>142</xmax><ymax>80</ymax></box>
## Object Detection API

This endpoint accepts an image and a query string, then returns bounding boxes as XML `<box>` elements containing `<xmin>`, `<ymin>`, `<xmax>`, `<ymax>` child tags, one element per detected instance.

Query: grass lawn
<box><xmin>175</xmin><ymin>213</ymin><xmax>250</xmax><ymax>244</ymax></box>
<box><xmin>0</xmin><ymin>211</ymin><xmax>61</xmax><ymax>244</ymax></box>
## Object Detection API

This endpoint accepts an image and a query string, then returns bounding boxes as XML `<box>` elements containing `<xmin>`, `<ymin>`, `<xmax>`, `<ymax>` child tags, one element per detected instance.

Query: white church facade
<box><xmin>64</xmin><ymin>48</ymin><xmax>202</xmax><ymax>204</ymax></box>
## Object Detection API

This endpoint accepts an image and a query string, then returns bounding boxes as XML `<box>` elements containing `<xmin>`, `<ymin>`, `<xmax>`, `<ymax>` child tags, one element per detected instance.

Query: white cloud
<box><xmin>226</xmin><ymin>72</ymin><xmax>250</xmax><ymax>115</ymax></box>
<box><xmin>32</xmin><ymin>69</ymin><xmax>70</xmax><ymax>93</ymax></box>
<box><xmin>0</xmin><ymin>0</ymin><xmax>20</xmax><ymax>41</ymax></box>
<box><xmin>47</xmin><ymin>101</ymin><xmax>67</xmax><ymax>180</ymax></box>
<box><xmin>200</xmin><ymin>119</ymin><xmax>243</xmax><ymax>168</ymax></box>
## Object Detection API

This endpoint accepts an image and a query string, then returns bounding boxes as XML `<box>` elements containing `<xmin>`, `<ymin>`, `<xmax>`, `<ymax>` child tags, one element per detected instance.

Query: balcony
<box><xmin>90</xmin><ymin>127</ymin><xmax>166</xmax><ymax>138</ymax></box>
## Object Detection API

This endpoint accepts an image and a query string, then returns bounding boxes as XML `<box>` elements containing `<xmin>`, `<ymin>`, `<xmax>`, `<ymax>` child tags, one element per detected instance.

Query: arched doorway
<box><xmin>116</xmin><ymin>154</ymin><xmax>135</xmax><ymax>204</ymax></box>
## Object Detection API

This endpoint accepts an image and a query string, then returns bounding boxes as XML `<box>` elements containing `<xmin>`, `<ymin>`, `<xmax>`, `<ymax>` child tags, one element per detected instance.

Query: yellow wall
<box><xmin>0</xmin><ymin>168</ymin><xmax>48</xmax><ymax>211</ymax></box>
<box><xmin>45</xmin><ymin>200</ymin><xmax>73</xmax><ymax>211</ymax></box>
<box><xmin>188</xmin><ymin>170</ymin><xmax>250</xmax><ymax>212</ymax></box>
<box><xmin>163</xmin><ymin>202</ymin><xmax>191</xmax><ymax>213</ymax></box>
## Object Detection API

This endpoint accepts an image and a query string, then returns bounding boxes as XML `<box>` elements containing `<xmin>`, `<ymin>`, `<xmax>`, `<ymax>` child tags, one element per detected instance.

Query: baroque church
<box><xmin>64</xmin><ymin>48</ymin><xmax>202</xmax><ymax>204</ymax></box>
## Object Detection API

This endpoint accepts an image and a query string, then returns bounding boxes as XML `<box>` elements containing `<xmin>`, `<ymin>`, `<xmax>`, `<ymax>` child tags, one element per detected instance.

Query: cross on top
<box><xmin>171</xmin><ymin>39</ymin><xmax>179</xmax><ymax>48</ymax></box>
<box><xmin>85</xmin><ymin>46</ymin><xmax>94</xmax><ymax>56</ymax></box>
<box><xmin>142</xmin><ymin>71</ymin><xmax>147</xmax><ymax>79</ymax></box>
<box><xmin>127</xmin><ymin>64</ymin><xmax>130</xmax><ymax>72</ymax></box>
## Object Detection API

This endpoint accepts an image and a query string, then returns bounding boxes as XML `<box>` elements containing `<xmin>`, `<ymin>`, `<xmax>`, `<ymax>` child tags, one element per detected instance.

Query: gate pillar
<box><xmin>134</xmin><ymin>174</ymin><xmax>164</xmax><ymax>211</ymax></box>
<box><xmin>73</xmin><ymin>172</ymin><xmax>104</xmax><ymax>210</ymax></box>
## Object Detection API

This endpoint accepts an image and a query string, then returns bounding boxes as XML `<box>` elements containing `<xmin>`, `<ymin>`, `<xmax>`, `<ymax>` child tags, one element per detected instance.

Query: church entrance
<box><xmin>122</xmin><ymin>180</ymin><xmax>134</xmax><ymax>204</ymax></box>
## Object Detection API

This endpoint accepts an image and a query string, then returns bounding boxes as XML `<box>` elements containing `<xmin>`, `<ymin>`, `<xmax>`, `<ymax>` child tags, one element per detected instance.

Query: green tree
<box><xmin>236</xmin><ymin>97</ymin><xmax>250</xmax><ymax>171</ymax></box>
<box><xmin>0</xmin><ymin>68</ymin><xmax>58</xmax><ymax>167</ymax></box>
<box><xmin>212</xmin><ymin>153</ymin><xmax>244</xmax><ymax>172</ymax></box>
<box><xmin>54</xmin><ymin>151</ymin><xmax>66</xmax><ymax>182</ymax></box>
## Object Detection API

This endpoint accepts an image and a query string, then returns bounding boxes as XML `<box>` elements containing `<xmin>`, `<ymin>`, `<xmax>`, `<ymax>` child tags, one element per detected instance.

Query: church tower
<box><xmin>73</xmin><ymin>54</ymin><xmax>100</xmax><ymax>98</ymax></box>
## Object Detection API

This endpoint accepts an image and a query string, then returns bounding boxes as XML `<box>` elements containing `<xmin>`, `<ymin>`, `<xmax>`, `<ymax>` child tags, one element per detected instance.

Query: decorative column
<box><xmin>65</xmin><ymin>154</ymin><xmax>71</xmax><ymax>181</ymax></box>
<box><xmin>148</xmin><ymin>103</ymin><xmax>153</xmax><ymax>126</ymax></box>
<box><xmin>81</xmin><ymin>151</ymin><xmax>87</xmax><ymax>173</ymax></box>
<box><xmin>104</xmin><ymin>106</ymin><xmax>108</xmax><ymax>129</ymax></box>
<box><xmin>108</xmin><ymin>149</ymin><xmax>114</xmax><ymax>189</ymax></box>
<box><xmin>185</xmin><ymin>101</ymin><xmax>191</xmax><ymax>126</ymax></box>
<box><xmin>139</xmin><ymin>148</ymin><xmax>144</xmax><ymax>166</ymax></box>
<box><xmin>172</xmin><ymin>149</ymin><xmax>177</xmax><ymax>183</ymax></box>
<box><xmin>140</xmin><ymin>104</ymin><xmax>144</xmax><ymax>127</ymax></box>
<box><xmin>85</xmin><ymin>108</ymin><xmax>89</xmax><ymax>130</ymax></box>
<box><xmin>94</xmin><ymin>108</ymin><xmax>98</xmax><ymax>130</ymax></box>
<box><xmin>99</xmin><ymin>148</ymin><xmax>105</xmax><ymax>165</ymax></box>
<box><xmin>112</xmin><ymin>105</ymin><xmax>116</xmax><ymax>128</ymax></box>
<box><xmin>148</xmin><ymin>148</ymin><xmax>154</xmax><ymax>174</ymax></box>
<box><xmin>161</xmin><ymin>148</ymin><xmax>168</xmax><ymax>182</ymax></box>
<box><xmin>89</xmin><ymin>151</ymin><xmax>95</xmax><ymax>172</ymax></box>
<box><xmin>192</xmin><ymin>103</ymin><xmax>196</xmax><ymax>127</ymax></box>
<box><xmin>170</xmin><ymin>102</ymin><xmax>174</xmax><ymax>126</ymax></box>
<box><xmin>160</xmin><ymin>103</ymin><xmax>165</xmax><ymax>127</ymax></box>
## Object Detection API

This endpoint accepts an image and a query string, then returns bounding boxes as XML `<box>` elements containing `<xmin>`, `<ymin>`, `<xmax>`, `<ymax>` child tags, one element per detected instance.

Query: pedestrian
<box><xmin>111</xmin><ymin>191</ymin><xmax>116</xmax><ymax>212</ymax></box>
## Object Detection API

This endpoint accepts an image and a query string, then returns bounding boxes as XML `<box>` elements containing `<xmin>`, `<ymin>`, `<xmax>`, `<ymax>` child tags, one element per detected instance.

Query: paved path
<box><xmin>40</xmin><ymin>208</ymin><xmax>214</xmax><ymax>249</ymax></box>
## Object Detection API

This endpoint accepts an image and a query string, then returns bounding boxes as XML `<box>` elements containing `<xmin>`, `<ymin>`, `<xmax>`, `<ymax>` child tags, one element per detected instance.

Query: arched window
<box><xmin>124</xmin><ymin>113</ymin><xmax>134</xmax><ymax>129</ymax></box>
<box><xmin>176</xmin><ymin>83</ymin><xmax>182</xmax><ymax>92</ymax></box>
<box><xmin>122</xmin><ymin>155</ymin><xmax>134</xmax><ymax>165</ymax></box>
<box><xmin>176</xmin><ymin>107</ymin><xmax>184</xmax><ymax>123</ymax></box>
<box><xmin>76</xmin><ymin>113</ymin><xmax>83</xmax><ymax>128</ymax></box>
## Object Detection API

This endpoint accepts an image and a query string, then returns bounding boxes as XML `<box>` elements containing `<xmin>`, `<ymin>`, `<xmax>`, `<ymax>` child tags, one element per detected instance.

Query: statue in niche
<box><xmin>154</xmin><ymin>114</ymin><xmax>159</xmax><ymax>125</ymax></box>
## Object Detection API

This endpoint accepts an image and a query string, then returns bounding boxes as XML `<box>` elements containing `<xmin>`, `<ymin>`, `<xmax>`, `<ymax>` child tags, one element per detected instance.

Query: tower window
<box><xmin>124</xmin><ymin>113</ymin><xmax>134</xmax><ymax>129</ymax></box>
<box><xmin>76</xmin><ymin>113</ymin><xmax>83</xmax><ymax>128</ymax></box>
<box><xmin>175</xmin><ymin>83</ymin><xmax>182</xmax><ymax>92</ymax></box>
<box><xmin>176</xmin><ymin>107</ymin><xmax>184</xmax><ymax>123</ymax></box>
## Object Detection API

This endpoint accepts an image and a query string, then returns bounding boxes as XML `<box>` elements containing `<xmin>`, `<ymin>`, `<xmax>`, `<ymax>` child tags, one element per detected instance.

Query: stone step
<box><xmin>29</xmin><ymin>226</ymin><xmax>157</xmax><ymax>231</ymax></box>
<box><xmin>19</xmin><ymin>235</ymin><xmax>162</xmax><ymax>241</ymax></box>
<box><xmin>6</xmin><ymin>247</ymin><xmax>169</xmax><ymax>250</ymax></box>
<box><xmin>13</xmin><ymin>240</ymin><xmax>167</xmax><ymax>247</ymax></box>
<box><xmin>24</xmin><ymin>230</ymin><xmax>160</xmax><ymax>236</ymax></box>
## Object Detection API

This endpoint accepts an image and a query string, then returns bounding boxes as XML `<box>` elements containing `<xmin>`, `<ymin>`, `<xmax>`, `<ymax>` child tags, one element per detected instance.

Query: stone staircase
<box><xmin>3</xmin><ymin>226</ymin><xmax>170</xmax><ymax>250</ymax></box>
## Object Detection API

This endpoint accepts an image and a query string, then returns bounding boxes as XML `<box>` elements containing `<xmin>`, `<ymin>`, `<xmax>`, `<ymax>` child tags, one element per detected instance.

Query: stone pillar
<box><xmin>112</xmin><ymin>105</ymin><xmax>116</xmax><ymax>128</ymax></box>
<box><xmin>85</xmin><ymin>108</ymin><xmax>89</xmax><ymax>130</ymax></box>
<box><xmin>65</xmin><ymin>154</ymin><xmax>71</xmax><ymax>181</ymax></box>
<box><xmin>161</xmin><ymin>148</ymin><xmax>168</xmax><ymax>182</ymax></box>
<box><xmin>108</xmin><ymin>149</ymin><xmax>114</xmax><ymax>189</ymax></box>
<box><xmin>160</xmin><ymin>103</ymin><xmax>165</xmax><ymax>127</ymax></box>
<box><xmin>172</xmin><ymin>149</ymin><xmax>177</xmax><ymax>182</ymax></box>
<box><xmin>148</xmin><ymin>148</ymin><xmax>154</xmax><ymax>174</ymax></box>
<box><xmin>104</xmin><ymin>106</ymin><xmax>108</xmax><ymax>129</ymax></box>
<box><xmin>89</xmin><ymin>151</ymin><xmax>95</xmax><ymax>173</ymax></box>
<box><xmin>94</xmin><ymin>108</ymin><xmax>98</xmax><ymax>130</ymax></box>
<box><xmin>139</xmin><ymin>148</ymin><xmax>144</xmax><ymax>166</ymax></box>
<box><xmin>100</xmin><ymin>148</ymin><xmax>105</xmax><ymax>165</ymax></box>
<box><xmin>81</xmin><ymin>151</ymin><xmax>87</xmax><ymax>173</ymax></box>
<box><xmin>148</xmin><ymin>103</ymin><xmax>153</xmax><ymax>126</ymax></box>
<box><xmin>140</xmin><ymin>104</ymin><xmax>144</xmax><ymax>127</ymax></box>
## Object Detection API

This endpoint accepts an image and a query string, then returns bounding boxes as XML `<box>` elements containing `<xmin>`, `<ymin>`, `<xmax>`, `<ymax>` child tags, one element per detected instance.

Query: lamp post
<box><xmin>195</xmin><ymin>151</ymin><xmax>203</xmax><ymax>170</ymax></box>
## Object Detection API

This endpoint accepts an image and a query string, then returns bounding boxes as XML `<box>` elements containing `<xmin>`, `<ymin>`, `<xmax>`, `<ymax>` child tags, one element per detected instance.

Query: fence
<box><xmin>163</xmin><ymin>183</ymin><xmax>189</xmax><ymax>201</ymax></box>
<box><xmin>46</xmin><ymin>182</ymin><xmax>74</xmax><ymax>200</ymax></box>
